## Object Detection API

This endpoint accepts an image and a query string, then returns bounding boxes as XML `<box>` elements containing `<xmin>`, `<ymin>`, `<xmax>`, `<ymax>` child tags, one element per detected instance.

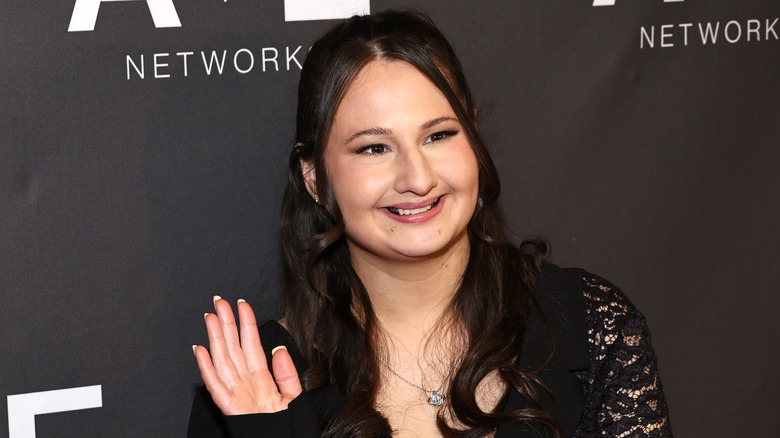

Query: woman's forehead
<box><xmin>334</xmin><ymin>60</ymin><xmax>454</xmax><ymax>121</ymax></box>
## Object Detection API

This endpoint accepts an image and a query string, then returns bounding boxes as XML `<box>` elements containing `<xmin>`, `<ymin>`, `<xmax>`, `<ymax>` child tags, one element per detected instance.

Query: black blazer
<box><xmin>187</xmin><ymin>265</ymin><xmax>592</xmax><ymax>438</ymax></box>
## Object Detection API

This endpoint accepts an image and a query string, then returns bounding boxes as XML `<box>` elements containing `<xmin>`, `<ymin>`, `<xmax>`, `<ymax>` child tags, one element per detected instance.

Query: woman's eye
<box><xmin>424</xmin><ymin>129</ymin><xmax>459</xmax><ymax>144</ymax></box>
<box><xmin>357</xmin><ymin>144</ymin><xmax>388</xmax><ymax>155</ymax></box>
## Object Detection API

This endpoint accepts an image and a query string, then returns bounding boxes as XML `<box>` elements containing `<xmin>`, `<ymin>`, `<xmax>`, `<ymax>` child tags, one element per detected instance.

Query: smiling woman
<box><xmin>188</xmin><ymin>10</ymin><xmax>672</xmax><ymax>438</ymax></box>
<box><xmin>311</xmin><ymin>60</ymin><xmax>479</xmax><ymax>265</ymax></box>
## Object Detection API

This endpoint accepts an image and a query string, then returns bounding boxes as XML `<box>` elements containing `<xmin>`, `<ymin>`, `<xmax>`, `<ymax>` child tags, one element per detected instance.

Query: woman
<box><xmin>189</xmin><ymin>10</ymin><xmax>672</xmax><ymax>438</ymax></box>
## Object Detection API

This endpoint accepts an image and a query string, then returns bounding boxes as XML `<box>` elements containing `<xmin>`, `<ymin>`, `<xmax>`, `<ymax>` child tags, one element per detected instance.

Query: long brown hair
<box><xmin>280</xmin><ymin>10</ymin><xmax>556</xmax><ymax>437</ymax></box>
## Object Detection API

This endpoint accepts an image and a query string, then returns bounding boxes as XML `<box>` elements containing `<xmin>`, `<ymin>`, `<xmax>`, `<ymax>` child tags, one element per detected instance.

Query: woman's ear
<box><xmin>299</xmin><ymin>157</ymin><xmax>318</xmax><ymax>202</ymax></box>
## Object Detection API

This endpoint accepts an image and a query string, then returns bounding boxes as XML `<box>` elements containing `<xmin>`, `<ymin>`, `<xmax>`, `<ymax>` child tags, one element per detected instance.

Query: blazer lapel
<box><xmin>496</xmin><ymin>265</ymin><xmax>589</xmax><ymax>438</ymax></box>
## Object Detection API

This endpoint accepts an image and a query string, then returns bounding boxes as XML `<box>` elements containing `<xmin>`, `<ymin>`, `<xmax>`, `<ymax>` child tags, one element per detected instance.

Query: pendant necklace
<box><xmin>377</xmin><ymin>357</ymin><xmax>446</xmax><ymax>407</ymax></box>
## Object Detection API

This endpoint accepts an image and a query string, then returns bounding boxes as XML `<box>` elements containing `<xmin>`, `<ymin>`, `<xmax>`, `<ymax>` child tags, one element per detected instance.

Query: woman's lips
<box><xmin>381</xmin><ymin>196</ymin><xmax>444</xmax><ymax>223</ymax></box>
<box><xmin>386</xmin><ymin>196</ymin><xmax>441</xmax><ymax>216</ymax></box>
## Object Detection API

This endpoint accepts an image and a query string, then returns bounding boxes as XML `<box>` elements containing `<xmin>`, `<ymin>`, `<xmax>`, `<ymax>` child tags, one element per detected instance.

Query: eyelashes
<box><xmin>356</xmin><ymin>144</ymin><xmax>389</xmax><ymax>155</ymax></box>
<box><xmin>355</xmin><ymin>129</ymin><xmax>460</xmax><ymax>156</ymax></box>
<box><xmin>424</xmin><ymin>129</ymin><xmax>459</xmax><ymax>144</ymax></box>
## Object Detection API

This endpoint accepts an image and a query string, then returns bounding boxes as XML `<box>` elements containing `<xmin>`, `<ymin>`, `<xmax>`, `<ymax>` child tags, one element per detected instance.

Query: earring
<box><xmin>314</xmin><ymin>194</ymin><xmax>320</xmax><ymax>204</ymax></box>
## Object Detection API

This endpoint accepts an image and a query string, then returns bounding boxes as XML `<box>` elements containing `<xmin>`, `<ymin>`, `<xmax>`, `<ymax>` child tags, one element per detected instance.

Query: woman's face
<box><xmin>310</xmin><ymin>60</ymin><xmax>479</xmax><ymax>265</ymax></box>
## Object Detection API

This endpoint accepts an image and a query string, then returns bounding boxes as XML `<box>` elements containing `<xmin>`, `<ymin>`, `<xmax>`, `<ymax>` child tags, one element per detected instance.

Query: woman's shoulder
<box><xmin>579</xmin><ymin>270</ymin><xmax>643</xmax><ymax>321</ymax></box>
<box><xmin>575</xmin><ymin>270</ymin><xmax>656</xmax><ymax>358</ymax></box>
<box><xmin>537</xmin><ymin>263</ymin><xmax>647</xmax><ymax>333</ymax></box>
<box><xmin>544</xmin><ymin>267</ymin><xmax>673</xmax><ymax>437</ymax></box>
<box><xmin>533</xmin><ymin>264</ymin><xmax>658</xmax><ymax>370</ymax></box>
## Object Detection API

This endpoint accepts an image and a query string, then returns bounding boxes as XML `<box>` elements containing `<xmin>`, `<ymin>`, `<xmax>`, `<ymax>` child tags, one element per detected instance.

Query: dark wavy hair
<box><xmin>280</xmin><ymin>10</ymin><xmax>555</xmax><ymax>438</ymax></box>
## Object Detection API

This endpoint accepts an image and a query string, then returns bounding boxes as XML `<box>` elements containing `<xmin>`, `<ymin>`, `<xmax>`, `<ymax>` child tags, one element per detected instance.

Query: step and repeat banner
<box><xmin>2</xmin><ymin>1</ymin><xmax>778</xmax><ymax>436</ymax></box>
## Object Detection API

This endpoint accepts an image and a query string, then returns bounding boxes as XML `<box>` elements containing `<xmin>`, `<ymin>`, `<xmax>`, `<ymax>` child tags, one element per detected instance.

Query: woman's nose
<box><xmin>393</xmin><ymin>146</ymin><xmax>437</xmax><ymax>195</ymax></box>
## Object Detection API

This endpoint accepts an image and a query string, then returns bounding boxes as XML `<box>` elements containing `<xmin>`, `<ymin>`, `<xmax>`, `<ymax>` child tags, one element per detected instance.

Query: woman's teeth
<box><xmin>395</xmin><ymin>204</ymin><xmax>433</xmax><ymax>215</ymax></box>
<box><xmin>387</xmin><ymin>197</ymin><xmax>440</xmax><ymax>216</ymax></box>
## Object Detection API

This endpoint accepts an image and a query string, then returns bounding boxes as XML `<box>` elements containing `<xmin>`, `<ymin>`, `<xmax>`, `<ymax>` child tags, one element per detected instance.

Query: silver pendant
<box><xmin>427</xmin><ymin>391</ymin><xmax>445</xmax><ymax>407</ymax></box>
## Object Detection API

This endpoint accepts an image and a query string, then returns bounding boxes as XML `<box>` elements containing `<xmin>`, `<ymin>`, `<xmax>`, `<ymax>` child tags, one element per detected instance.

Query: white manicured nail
<box><xmin>271</xmin><ymin>345</ymin><xmax>287</xmax><ymax>356</ymax></box>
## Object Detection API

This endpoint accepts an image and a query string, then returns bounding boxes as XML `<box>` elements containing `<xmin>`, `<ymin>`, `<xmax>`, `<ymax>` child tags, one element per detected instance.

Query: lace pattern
<box><xmin>572</xmin><ymin>272</ymin><xmax>673</xmax><ymax>437</ymax></box>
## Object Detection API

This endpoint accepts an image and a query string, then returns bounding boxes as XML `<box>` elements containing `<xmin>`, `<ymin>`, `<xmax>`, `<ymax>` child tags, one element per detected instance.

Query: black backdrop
<box><xmin>2</xmin><ymin>1</ymin><xmax>778</xmax><ymax>436</ymax></box>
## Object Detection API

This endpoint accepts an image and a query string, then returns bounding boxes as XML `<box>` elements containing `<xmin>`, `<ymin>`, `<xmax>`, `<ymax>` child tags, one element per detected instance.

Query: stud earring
<box><xmin>314</xmin><ymin>194</ymin><xmax>320</xmax><ymax>204</ymax></box>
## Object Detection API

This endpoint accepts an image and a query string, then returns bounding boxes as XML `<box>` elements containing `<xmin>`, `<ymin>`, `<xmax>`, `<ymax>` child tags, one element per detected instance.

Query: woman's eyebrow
<box><xmin>345</xmin><ymin>126</ymin><xmax>392</xmax><ymax>145</ymax></box>
<box><xmin>344</xmin><ymin>116</ymin><xmax>458</xmax><ymax>145</ymax></box>
<box><xmin>420</xmin><ymin>116</ymin><xmax>458</xmax><ymax>130</ymax></box>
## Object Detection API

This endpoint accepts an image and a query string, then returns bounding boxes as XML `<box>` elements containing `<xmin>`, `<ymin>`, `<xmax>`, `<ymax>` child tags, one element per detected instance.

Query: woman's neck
<box><xmin>348</xmin><ymin>233</ymin><xmax>470</xmax><ymax>340</ymax></box>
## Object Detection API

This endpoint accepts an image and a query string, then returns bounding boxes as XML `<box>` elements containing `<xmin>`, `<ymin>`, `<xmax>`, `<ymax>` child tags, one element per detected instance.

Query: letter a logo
<box><xmin>68</xmin><ymin>0</ymin><xmax>182</xmax><ymax>32</ymax></box>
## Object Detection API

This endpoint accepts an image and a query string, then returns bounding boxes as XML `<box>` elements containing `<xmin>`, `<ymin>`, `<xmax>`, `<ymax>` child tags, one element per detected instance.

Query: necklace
<box><xmin>377</xmin><ymin>357</ymin><xmax>446</xmax><ymax>407</ymax></box>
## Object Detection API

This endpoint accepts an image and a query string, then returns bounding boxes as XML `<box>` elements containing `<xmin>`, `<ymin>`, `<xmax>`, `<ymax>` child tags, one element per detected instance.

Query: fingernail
<box><xmin>213</xmin><ymin>295</ymin><xmax>222</xmax><ymax>304</ymax></box>
<box><xmin>237</xmin><ymin>298</ymin><xmax>246</xmax><ymax>304</ymax></box>
<box><xmin>192</xmin><ymin>345</ymin><xmax>198</xmax><ymax>353</ymax></box>
<box><xmin>203</xmin><ymin>313</ymin><xmax>209</xmax><ymax>320</ymax></box>
<box><xmin>271</xmin><ymin>345</ymin><xmax>287</xmax><ymax>356</ymax></box>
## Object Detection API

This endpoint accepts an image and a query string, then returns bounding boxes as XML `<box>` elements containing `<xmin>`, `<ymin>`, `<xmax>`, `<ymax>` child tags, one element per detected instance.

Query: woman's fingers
<box><xmin>193</xmin><ymin>345</ymin><xmax>233</xmax><ymax>405</ymax></box>
<box><xmin>195</xmin><ymin>297</ymin><xmax>301</xmax><ymax>414</ymax></box>
<box><xmin>213</xmin><ymin>296</ymin><xmax>249</xmax><ymax>374</ymax></box>
<box><xmin>236</xmin><ymin>299</ymin><xmax>267</xmax><ymax>374</ymax></box>
<box><xmin>204</xmin><ymin>310</ymin><xmax>239</xmax><ymax>381</ymax></box>
<box><xmin>271</xmin><ymin>346</ymin><xmax>303</xmax><ymax>399</ymax></box>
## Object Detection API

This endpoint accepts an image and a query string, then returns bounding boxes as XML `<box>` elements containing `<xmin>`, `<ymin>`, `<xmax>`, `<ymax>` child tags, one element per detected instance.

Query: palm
<box><xmin>193</xmin><ymin>298</ymin><xmax>302</xmax><ymax>415</ymax></box>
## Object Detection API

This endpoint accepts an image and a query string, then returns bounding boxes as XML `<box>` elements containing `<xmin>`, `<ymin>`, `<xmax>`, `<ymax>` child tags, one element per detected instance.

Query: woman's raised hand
<box><xmin>192</xmin><ymin>297</ymin><xmax>303</xmax><ymax>415</ymax></box>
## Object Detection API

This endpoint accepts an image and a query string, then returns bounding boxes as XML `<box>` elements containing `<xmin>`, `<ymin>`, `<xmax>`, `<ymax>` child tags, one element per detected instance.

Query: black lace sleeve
<box><xmin>572</xmin><ymin>272</ymin><xmax>673</xmax><ymax>437</ymax></box>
